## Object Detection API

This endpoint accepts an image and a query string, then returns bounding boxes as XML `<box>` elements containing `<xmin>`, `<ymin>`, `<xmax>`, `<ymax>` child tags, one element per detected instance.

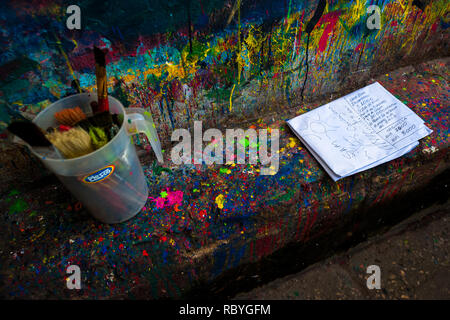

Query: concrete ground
<box><xmin>234</xmin><ymin>199</ymin><xmax>450</xmax><ymax>300</ymax></box>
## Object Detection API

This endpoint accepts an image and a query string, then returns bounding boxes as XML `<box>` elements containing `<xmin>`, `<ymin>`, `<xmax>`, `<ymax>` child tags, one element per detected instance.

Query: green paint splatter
<box><xmin>271</xmin><ymin>188</ymin><xmax>295</xmax><ymax>202</ymax></box>
<box><xmin>8</xmin><ymin>189</ymin><xmax>20</xmax><ymax>196</ymax></box>
<box><xmin>238</xmin><ymin>138</ymin><xmax>249</xmax><ymax>147</ymax></box>
<box><xmin>220</xmin><ymin>168</ymin><xmax>230</xmax><ymax>174</ymax></box>
<box><xmin>9</xmin><ymin>199</ymin><xmax>28</xmax><ymax>215</ymax></box>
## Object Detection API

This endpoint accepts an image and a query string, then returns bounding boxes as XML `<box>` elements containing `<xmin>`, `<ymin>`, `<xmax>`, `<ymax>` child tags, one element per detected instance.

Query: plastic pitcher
<box><xmin>30</xmin><ymin>92</ymin><xmax>163</xmax><ymax>224</ymax></box>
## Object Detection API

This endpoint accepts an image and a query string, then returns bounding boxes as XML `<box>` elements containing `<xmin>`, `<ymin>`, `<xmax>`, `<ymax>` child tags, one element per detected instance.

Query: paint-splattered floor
<box><xmin>0</xmin><ymin>58</ymin><xmax>448</xmax><ymax>299</ymax></box>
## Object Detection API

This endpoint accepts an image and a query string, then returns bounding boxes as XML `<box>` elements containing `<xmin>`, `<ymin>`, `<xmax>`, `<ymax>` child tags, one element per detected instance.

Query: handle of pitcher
<box><xmin>125</xmin><ymin>108</ymin><xmax>164</xmax><ymax>163</ymax></box>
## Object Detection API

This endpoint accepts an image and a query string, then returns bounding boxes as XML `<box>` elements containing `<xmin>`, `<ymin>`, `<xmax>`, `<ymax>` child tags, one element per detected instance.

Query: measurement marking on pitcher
<box><xmin>83</xmin><ymin>165</ymin><xmax>115</xmax><ymax>184</ymax></box>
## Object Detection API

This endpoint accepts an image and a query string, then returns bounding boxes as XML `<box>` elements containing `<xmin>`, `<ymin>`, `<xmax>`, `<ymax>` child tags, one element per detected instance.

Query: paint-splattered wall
<box><xmin>0</xmin><ymin>0</ymin><xmax>448</xmax><ymax>139</ymax></box>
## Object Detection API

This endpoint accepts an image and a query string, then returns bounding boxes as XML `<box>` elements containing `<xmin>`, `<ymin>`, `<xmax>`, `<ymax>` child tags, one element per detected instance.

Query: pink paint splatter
<box><xmin>149</xmin><ymin>189</ymin><xmax>184</xmax><ymax>209</ymax></box>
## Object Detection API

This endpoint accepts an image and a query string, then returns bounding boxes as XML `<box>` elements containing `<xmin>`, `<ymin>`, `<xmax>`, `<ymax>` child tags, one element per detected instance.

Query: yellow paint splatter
<box><xmin>288</xmin><ymin>137</ymin><xmax>296</xmax><ymax>148</ymax></box>
<box><xmin>215</xmin><ymin>194</ymin><xmax>225</xmax><ymax>209</ymax></box>
<box><xmin>229</xmin><ymin>84</ymin><xmax>236</xmax><ymax>112</ymax></box>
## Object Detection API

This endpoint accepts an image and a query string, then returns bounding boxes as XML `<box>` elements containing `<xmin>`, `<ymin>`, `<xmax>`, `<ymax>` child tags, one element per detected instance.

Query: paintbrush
<box><xmin>93</xmin><ymin>46</ymin><xmax>109</xmax><ymax>113</ymax></box>
<box><xmin>7</xmin><ymin>121</ymin><xmax>52</xmax><ymax>147</ymax></box>
<box><xmin>54</xmin><ymin>106</ymin><xmax>87</xmax><ymax>126</ymax></box>
<box><xmin>7</xmin><ymin>120</ymin><xmax>63</xmax><ymax>158</ymax></box>
<box><xmin>93</xmin><ymin>46</ymin><xmax>114</xmax><ymax>139</ymax></box>
<box><xmin>46</xmin><ymin>127</ymin><xmax>94</xmax><ymax>159</ymax></box>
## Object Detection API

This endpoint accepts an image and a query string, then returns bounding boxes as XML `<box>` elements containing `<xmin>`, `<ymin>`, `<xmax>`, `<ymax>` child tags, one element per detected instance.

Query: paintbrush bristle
<box><xmin>112</xmin><ymin>114</ymin><xmax>123</xmax><ymax>127</ymax></box>
<box><xmin>90</xmin><ymin>111</ymin><xmax>112</xmax><ymax>128</ymax></box>
<box><xmin>88</xmin><ymin>126</ymin><xmax>108</xmax><ymax>150</ymax></box>
<box><xmin>88</xmin><ymin>111</ymin><xmax>114</xmax><ymax>140</ymax></box>
<box><xmin>76</xmin><ymin>118</ymin><xmax>92</xmax><ymax>132</ymax></box>
<box><xmin>46</xmin><ymin>127</ymin><xmax>94</xmax><ymax>159</ymax></box>
<box><xmin>55</xmin><ymin>107</ymin><xmax>87</xmax><ymax>126</ymax></box>
<box><xmin>7</xmin><ymin>121</ymin><xmax>52</xmax><ymax>147</ymax></box>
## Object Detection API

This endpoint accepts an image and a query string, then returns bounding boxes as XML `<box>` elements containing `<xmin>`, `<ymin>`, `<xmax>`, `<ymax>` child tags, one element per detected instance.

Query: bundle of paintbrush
<box><xmin>48</xmin><ymin>102</ymin><xmax>124</xmax><ymax>158</ymax></box>
<box><xmin>52</xmin><ymin>106</ymin><xmax>109</xmax><ymax>152</ymax></box>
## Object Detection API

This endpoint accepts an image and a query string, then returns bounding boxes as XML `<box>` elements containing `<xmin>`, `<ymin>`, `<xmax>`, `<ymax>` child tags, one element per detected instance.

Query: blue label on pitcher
<box><xmin>83</xmin><ymin>165</ymin><xmax>115</xmax><ymax>184</ymax></box>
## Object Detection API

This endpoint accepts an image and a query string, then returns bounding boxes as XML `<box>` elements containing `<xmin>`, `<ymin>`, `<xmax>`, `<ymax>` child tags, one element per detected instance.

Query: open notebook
<box><xmin>287</xmin><ymin>82</ymin><xmax>432</xmax><ymax>181</ymax></box>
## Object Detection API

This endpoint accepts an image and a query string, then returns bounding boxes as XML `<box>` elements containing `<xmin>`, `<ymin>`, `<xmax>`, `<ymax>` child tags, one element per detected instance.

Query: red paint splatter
<box><xmin>296</xmin><ymin>11</ymin><xmax>305</xmax><ymax>55</ymax></box>
<box><xmin>318</xmin><ymin>12</ymin><xmax>341</xmax><ymax>53</ymax></box>
<box><xmin>431</xmin><ymin>22</ymin><xmax>437</xmax><ymax>33</ymax></box>
<box><xmin>199</xmin><ymin>209</ymin><xmax>207</xmax><ymax>219</ymax></box>
<box><xmin>355</xmin><ymin>42</ymin><xmax>363</xmax><ymax>52</ymax></box>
